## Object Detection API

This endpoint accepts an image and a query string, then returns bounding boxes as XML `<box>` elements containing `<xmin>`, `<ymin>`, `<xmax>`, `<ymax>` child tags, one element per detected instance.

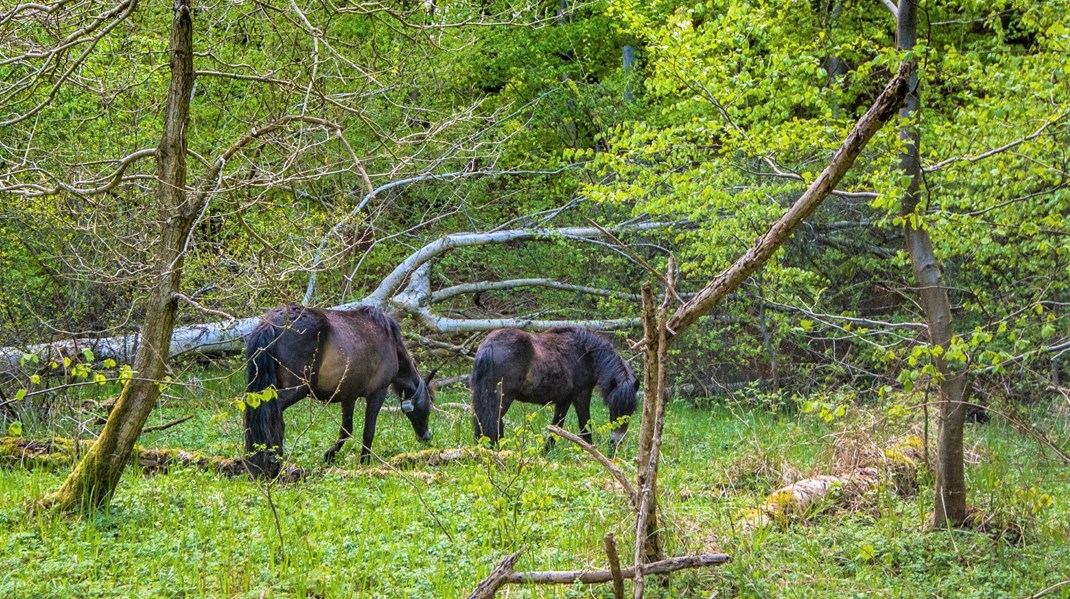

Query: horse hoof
<box><xmin>323</xmin><ymin>450</ymin><xmax>336</xmax><ymax>464</ymax></box>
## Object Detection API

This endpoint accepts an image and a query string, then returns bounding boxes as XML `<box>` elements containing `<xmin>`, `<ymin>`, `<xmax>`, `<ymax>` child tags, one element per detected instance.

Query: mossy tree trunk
<box><xmin>896</xmin><ymin>0</ymin><xmax>968</xmax><ymax>527</ymax></box>
<box><xmin>45</xmin><ymin>0</ymin><xmax>196</xmax><ymax>513</ymax></box>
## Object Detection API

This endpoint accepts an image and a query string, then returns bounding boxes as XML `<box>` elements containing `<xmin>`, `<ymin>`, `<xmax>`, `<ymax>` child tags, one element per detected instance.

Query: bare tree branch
<box><xmin>547</xmin><ymin>425</ymin><xmax>638</xmax><ymax>509</ymax></box>
<box><xmin>302</xmin><ymin>166</ymin><xmax>577</xmax><ymax>305</ymax></box>
<box><xmin>433</xmin><ymin>279</ymin><xmax>643</xmax><ymax>303</ymax></box>
<box><xmin>923</xmin><ymin>109</ymin><xmax>1070</xmax><ymax>173</ymax></box>
<box><xmin>363</xmin><ymin>221</ymin><xmax>675</xmax><ymax>306</ymax></box>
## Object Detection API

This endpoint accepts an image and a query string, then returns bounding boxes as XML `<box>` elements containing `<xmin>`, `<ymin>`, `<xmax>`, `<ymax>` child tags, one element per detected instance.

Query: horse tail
<box><xmin>246</xmin><ymin>322</ymin><xmax>279</xmax><ymax>393</ymax></box>
<box><xmin>470</xmin><ymin>344</ymin><xmax>504</xmax><ymax>444</ymax></box>
<box><xmin>244</xmin><ymin>320</ymin><xmax>284</xmax><ymax>478</ymax></box>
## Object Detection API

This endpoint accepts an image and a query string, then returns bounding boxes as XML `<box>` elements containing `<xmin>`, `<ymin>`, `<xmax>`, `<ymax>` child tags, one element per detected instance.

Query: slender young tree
<box><xmin>896</xmin><ymin>0</ymin><xmax>968</xmax><ymax>527</ymax></box>
<box><xmin>45</xmin><ymin>0</ymin><xmax>197</xmax><ymax>512</ymax></box>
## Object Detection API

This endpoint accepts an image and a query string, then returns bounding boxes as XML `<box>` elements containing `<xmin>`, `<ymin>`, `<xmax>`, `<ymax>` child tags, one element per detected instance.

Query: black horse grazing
<box><xmin>471</xmin><ymin>326</ymin><xmax>639</xmax><ymax>447</ymax></box>
<box><xmin>244</xmin><ymin>304</ymin><xmax>434</xmax><ymax>477</ymax></box>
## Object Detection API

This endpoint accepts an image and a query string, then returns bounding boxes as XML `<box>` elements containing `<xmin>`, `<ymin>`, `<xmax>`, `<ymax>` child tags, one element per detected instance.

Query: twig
<box><xmin>141</xmin><ymin>415</ymin><xmax>193</xmax><ymax>434</ymax></box>
<box><xmin>547</xmin><ymin>424</ymin><xmax>638</xmax><ymax>509</ymax></box>
<box><xmin>1026</xmin><ymin>579</ymin><xmax>1070</xmax><ymax>599</ymax></box>
<box><xmin>924</xmin><ymin>109</ymin><xmax>1070</xmax><ymax>173</ymax></box>
<box><xmin>587</xmin><ymin>220</ymin><xmax>681</xmax><ymax>304</ymax></box>
<box><xmin>173</xmin><ymin>293</ymin><xmax>236</xmax><ymax>325</ymax></box>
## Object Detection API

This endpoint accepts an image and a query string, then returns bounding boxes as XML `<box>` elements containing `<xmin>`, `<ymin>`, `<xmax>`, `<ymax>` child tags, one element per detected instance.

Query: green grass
<box><xmin>1</xmin><ymin>364</ymin><xmax>1068</xmax><ymax>597</ymax></box>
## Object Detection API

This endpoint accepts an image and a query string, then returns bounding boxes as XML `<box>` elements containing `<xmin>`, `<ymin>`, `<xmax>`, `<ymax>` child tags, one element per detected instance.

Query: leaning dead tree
<box><xmin>466</xmin><ymin>62</ymin><xmax>913</xmax><ymax>597</ymax></box>
<box><xmin>0</xmin><ymin>220</ymin><xmax>674</xmax><ymax>372</ymax></box>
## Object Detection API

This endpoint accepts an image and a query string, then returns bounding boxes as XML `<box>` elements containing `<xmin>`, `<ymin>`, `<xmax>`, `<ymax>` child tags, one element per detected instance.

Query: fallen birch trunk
<box><xmin>1</xmin><ymin>223</ymin><xmax>675</xmax><ymax>372</ymax></box>
<box><xmin>739</xmin><ymin>434</ymin><xmax>927</xmax><ymax>534</ymax></box>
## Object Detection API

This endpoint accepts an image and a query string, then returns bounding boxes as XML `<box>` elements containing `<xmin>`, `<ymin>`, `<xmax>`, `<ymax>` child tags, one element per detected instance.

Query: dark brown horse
<box><xmin>471</xmin><ymin>326</ymin><xmax>638</xmax><ymax>447</ymax></box>
<box><xmin>244</xmin><ymin>304</ymin><xmax>434</xmax><ymax>477</ymax></box>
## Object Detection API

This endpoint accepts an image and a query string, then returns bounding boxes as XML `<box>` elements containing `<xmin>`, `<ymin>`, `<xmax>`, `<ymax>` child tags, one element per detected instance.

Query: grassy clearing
<box><xmin>1</xmin><ymin>364</ymin><xmax>1068</xmax><ymax>598</ymax></box>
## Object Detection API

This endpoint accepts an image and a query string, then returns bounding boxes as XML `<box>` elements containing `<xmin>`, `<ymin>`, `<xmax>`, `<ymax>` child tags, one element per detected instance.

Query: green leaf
<box><xmin>7</xmin><ymin>421</ymin><xmax>22</xmax><ymax>437</ymax></box>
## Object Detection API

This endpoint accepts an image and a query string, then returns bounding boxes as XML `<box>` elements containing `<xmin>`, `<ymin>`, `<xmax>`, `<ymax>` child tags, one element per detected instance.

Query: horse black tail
<box><xmin>470</xmin><ymin>346</ymin><xmax>504</xmax><ymax>444</ymax></box>
<box><xmin>246</xmin><ymin>322</ymin><xmax>279</xmax><ymax>393</ymax></box>
<box><xmin>244</xmin><ymin>322</ymin><xmax>284</xmax><ymax>478</ymax></box>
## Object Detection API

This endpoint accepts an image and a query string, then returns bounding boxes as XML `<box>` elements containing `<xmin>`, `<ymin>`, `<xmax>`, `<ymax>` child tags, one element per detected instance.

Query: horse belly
<box><xmin>313</xmin><ymin>342</ymin><xmax>389</xmax><ymax>402</ymax></box>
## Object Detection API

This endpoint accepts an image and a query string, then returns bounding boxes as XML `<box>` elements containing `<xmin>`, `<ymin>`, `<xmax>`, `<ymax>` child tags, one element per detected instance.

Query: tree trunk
<box><xmin>897</xmin><ymin>0</ymin><xmax>968</xmax><ymax>527</ymax></box>
<box><xmin>634</xmin><ymin>282</ymin><xmax>668</xmax><ymax>581</ymax></box>
<box><xmin>44</xmin><ymin>0</ymin><xmax>197</xmax><ymax>513</ymax></box>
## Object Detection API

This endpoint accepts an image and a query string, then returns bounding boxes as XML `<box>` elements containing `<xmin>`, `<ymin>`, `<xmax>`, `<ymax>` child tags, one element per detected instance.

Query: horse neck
<box><xmin>579</xmin><ymin>332</ymin><xmax>627</xmax><ymax>391</ymax></box>
<box><xmin>392</xmin><ymin>351</ymin><xmax>423</xmax><ymax>399</ymax></box>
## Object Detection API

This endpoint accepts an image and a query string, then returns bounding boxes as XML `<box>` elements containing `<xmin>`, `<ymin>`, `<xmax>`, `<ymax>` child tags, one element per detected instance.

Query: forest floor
<box><xmin>1</xmin><ymin>363</ymin><xmax>1068</xmax><ymax>598</ymax></box>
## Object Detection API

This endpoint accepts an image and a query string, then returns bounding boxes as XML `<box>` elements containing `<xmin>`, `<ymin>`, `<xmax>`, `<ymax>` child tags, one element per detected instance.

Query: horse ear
<box><xmin>424</xmin><ymin>368</ymin><xmax>438</xmax><ymax>384</ymax></box>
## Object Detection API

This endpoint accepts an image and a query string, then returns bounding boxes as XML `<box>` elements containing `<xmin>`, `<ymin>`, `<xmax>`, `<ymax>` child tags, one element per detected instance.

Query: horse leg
<box><xmin>545</xmin><ymin>401</ymin><xmax>570</xmax><ymax>452</ymax></box>
<box><xmin>358</xmin><ymin>388</ymin><xmax>388</xmax><ymax>465</ymax></box>
<box><xmin>575</xmin><ymin>394</ymin><xmax>594</xmax><ymax>445</ymax></box>
<box><xmin>323</xmin><ymin>398</ymin><xmax>356</xmax><ymax>464</ymax></box>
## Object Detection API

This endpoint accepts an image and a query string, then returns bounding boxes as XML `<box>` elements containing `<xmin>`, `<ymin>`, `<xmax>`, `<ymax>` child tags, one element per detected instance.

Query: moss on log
<box><xmin>0</xmin><ymin>436</ymin><xmax>307</xmax><ymax>481</ymax></box>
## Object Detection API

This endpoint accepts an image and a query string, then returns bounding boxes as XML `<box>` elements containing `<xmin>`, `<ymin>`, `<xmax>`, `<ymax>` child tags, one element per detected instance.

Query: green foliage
<box><xmin>578</xmin><ymin>0</ymin><xmax>1070</xmax><ymax>397</ymax></box>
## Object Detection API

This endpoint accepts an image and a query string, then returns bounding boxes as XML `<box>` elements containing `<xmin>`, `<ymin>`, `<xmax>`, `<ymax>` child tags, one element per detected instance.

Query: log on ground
<box><xmin>739</xmin><ymin>434</ymin><xmax>928</xmax><ymax>533</ymax></box>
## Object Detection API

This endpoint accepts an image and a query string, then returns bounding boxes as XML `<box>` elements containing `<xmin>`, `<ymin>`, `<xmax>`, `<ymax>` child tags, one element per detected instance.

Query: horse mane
<box><xmin>350</xmin><ymin>306</ymin><xmax>427</xmax><ymax>401</ymax></box>
<box><xmin>563</xmin><ymin>328</ymin><xmax>636</xmax><ymax>400</ymax></box>
<box><xmin>349</xmin><ymin>305</ymin><xmax>403</xmax><ymax>341</ymax></box>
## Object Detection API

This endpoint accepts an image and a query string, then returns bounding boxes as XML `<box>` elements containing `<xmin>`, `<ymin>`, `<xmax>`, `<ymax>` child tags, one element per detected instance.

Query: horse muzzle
<box><xmin>419</xmin><ymin>430</ymin><xmax>433</xmax><ymax>442</ymax></box>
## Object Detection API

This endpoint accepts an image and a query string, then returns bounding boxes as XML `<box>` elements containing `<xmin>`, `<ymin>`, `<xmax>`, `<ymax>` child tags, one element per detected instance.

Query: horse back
<box><xmin>312</xmin><ymin>307</ymin><xmax>400</xmax><ymax>400</ymax></box>
<box><xmin>477</xmin><ymin>328</ymin><xmax>578</xmax><ymax>404</ymax></box>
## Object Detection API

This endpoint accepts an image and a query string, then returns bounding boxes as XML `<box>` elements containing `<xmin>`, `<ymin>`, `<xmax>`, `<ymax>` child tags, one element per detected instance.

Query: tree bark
<box><xmin>633</xmin><ymin>283</ymin><xmax>666</xmax><ymax>581</ymax></box>
<box><xmin>43</xmin><ymin>0</ymin><xmax>197</xmax><ymax>513</ymax></box>
<box><xmin>604</xmin><ymin>532</ymin><xmax>626</xmax><ymax>599</ymax></box>
<box><xmin>897</xmin><ymin>0</ymin><xmax>968</xmax><ymax>527</ymax></box>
